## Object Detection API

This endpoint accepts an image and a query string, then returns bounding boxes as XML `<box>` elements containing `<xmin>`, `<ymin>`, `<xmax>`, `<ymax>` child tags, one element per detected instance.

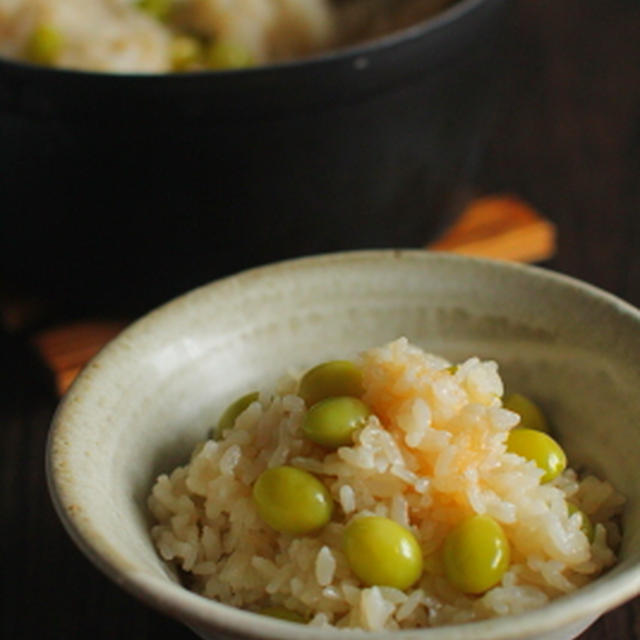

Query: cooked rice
<box><xmin>148</xmin><ymin>337</ymin><xmax>624</xmax><ymax>630</ymax></box>
<box><xmin>0</xmin><ymin>0</ymin><xmax>454</xmax><ymax>71</ymax></box>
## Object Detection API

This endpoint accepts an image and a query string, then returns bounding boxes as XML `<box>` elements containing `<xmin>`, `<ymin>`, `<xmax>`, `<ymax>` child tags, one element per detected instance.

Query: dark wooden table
<box><xmin>2</xmin><ymin>0</ymin><xmax>639</xmax><ymax>637</ymax></box>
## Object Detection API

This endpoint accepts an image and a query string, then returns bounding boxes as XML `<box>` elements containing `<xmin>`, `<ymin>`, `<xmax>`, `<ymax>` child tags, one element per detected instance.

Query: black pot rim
<box><xmin>0</xmin><ymin>0</ymin><xmax>493</xmax><ymax>81</ymax></box>
<box><xmin>0</xmin><ymin>0</ymin><xmax>509</xmax><ymax>123</ymax></box>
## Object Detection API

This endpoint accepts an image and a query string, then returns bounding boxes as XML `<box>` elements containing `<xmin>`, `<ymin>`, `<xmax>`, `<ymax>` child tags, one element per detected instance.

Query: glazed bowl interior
<box><xmin>47</xmin><ymin>251</ymin><xmax>640</xmax><ymax>640</ymax></box>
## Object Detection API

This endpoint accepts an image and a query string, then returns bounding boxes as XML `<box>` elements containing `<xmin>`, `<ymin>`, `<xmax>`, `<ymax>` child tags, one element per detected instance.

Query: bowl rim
<box><xmin>46</xmin><ymin>250</ymin><xmax>640</xmax><ymax>640</ymax></box>
<box><xmin>2</xmin><ymin>0</ymin><xmax>495</xmax><ymax>80</ymax></box>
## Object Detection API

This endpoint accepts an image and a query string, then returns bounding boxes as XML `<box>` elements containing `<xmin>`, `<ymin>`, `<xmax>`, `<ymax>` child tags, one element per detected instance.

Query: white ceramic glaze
<box><xmin>46</xmin><ymin>250</ymin><xmax>640</xmax><ymax>640</ymax></box>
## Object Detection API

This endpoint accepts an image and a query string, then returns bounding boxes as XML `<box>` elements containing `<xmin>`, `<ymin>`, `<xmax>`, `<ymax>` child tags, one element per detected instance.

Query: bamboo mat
<box><xmin>28</xmin><ymin>195</ymin><xmax>556</xmax><ymax>396</ymax></box>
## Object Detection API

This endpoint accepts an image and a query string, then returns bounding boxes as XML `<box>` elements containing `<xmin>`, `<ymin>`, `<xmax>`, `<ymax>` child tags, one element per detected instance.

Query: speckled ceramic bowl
<box><xmin>46</xmin><ymin>250</ymin><xmax>640</xmax><ymax>640</ymax></box>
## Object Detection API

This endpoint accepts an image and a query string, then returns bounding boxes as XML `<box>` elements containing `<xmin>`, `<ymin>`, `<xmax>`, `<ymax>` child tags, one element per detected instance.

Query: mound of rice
<box><xmin>0</xmin><ymin>0</ymin><xmax>453</xmax><ymax>72</ymax></box>
<box><xmin>148</xmin><ymin>338</ymin><xmax>624</xmax><ymax>630</ymax></box>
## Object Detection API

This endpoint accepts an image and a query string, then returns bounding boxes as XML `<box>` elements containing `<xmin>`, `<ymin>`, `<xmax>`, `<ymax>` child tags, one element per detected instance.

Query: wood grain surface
<box><xmin>2</xmin><ymin>1</ymin><xmax>639</xmax><ymax>638</ymax></box>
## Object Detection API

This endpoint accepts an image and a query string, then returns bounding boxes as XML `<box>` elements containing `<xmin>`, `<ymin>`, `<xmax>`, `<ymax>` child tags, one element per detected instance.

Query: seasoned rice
<box><xmin>0</xmin><ymin>0</ymin><xmax>454</xmax><ymax>72</ymax></box>
<box><xmin>148</xmin><ymin>337</ymin><xmax>624</xmax><ymax>630</ymax></box>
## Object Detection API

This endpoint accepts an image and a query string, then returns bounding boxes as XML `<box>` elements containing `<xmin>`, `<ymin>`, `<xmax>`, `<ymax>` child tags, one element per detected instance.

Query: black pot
<box><xmin>0</xmin><ymin>0</ymin><xmax>510</xmax><ymax>316</ymax></box>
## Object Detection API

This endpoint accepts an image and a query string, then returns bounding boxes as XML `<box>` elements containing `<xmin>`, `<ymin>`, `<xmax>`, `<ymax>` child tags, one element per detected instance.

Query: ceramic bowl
<box><xmin>46</xmin><ymin>250</ymin><xmax>640</xmax><ymax>640</ymax></box>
